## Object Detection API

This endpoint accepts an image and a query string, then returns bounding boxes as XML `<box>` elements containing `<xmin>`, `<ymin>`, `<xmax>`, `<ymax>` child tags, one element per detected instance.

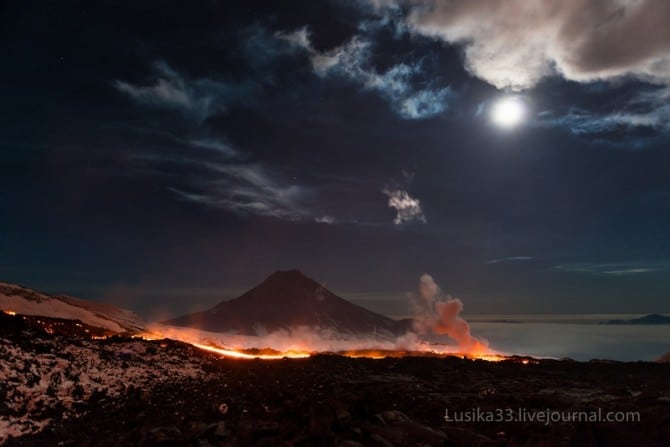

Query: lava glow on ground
<box><xmin>191</xmin><ymin>342</ymin><xmax>311</xmax><ymax>360</ymax></box>
<box><xmin>190</xmin><ymin>343</ymin><xmax>509</xmax><ymax>362</ymax></box>
<box><xmin>137</xmin><ymin>327</ymin><xmax>508</xmax><ymax>362</ymax></box>
<box><xmin>1</xmin><ymin>309</ymin><xmax>510</xmax><ymax>361</ymax></box>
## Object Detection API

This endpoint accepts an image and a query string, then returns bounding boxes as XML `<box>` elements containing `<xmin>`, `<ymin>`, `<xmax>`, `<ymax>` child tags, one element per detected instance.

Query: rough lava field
<box><xmin>0</xmin><ymin>313</ymin><xmax>204</xmax><ymax>442</ymax></box>
<box><xmin>3</xmin><ymin>312</ymin><xmax>670</xmax><ymax>447</ymax></box>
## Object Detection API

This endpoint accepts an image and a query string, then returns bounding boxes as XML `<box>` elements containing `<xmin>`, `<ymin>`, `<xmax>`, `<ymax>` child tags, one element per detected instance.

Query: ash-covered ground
<box><xmin>2</xmin><ymin>314</ymin><xmax>670</xmax><ymax>447</ymax></box>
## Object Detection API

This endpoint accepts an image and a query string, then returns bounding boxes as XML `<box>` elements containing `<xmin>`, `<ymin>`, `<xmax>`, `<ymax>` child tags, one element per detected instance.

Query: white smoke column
<box><xmin>143</xmin><ymin>273</ymin><xmax>494</xmax><ymax>357</ymax></box>
<box><xmin>412</xmin><ymin>274</ymin><xmax>486</xmax><ymax>350</ymax></box>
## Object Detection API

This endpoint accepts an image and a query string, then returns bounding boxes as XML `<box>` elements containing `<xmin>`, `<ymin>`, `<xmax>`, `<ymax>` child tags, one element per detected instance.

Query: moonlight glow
<box><xmin>491</xmin><ymin>96</ymin><xmax>526</xmax><ymax>129</ymax></box>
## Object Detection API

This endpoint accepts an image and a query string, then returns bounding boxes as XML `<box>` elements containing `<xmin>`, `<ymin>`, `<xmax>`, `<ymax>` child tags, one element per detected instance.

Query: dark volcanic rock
<box><xmin>4</xmin><ymin>322</ymin><xmax>670</xmax><ymax>447</ymax></box>
<box><xmin>0</xmin><ymin>312</ymin><xmax>113</xmax><ymax>338</ymax></box>
<box><xmin>8</xmin><ymin>350</ymin><xmax>670</xmax><ymax>447</ymax></box>
<box><xmin>165</xmin><ymin>269</ymin><xmax>408</xmax><ymax>336</ymax></box>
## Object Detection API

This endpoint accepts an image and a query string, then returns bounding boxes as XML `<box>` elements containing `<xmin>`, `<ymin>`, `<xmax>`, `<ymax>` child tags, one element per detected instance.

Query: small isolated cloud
<box><xmin>276</xmin><ymin>28</ymin><xmax>452</xmax><ymax>119</ymax></box>
<box><xmin>315</xmin><ymin>215</ymin><xmax>336</xmax><ymax>224</ymax></box>
<box><xmin>115</xmin><ymin>61</ymin><xmax>238</xmax><ymax>122</ymax></box>
<box><xmin>382</xmin><ymin>187</ymin><xmax>426</xmax><ymax>225</ymax></box>
<box><xmin>365</xmin><ymin>0</ymin><xmax>670</xmax><ymax>90</ymax></box>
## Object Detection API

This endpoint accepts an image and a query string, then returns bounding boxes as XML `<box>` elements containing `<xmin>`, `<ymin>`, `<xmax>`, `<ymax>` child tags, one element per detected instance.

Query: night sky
<box><xmin>2</xmin><ymin>0</ymin><xmax>670</xmax><ymax>318</ymax></box>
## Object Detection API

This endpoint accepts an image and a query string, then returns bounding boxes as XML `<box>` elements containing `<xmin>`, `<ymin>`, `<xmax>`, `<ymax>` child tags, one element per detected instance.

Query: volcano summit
<box><xmin>165</xmin><ymin>269</ymin><xmax>410</xmax><ymax>336</ymax></box>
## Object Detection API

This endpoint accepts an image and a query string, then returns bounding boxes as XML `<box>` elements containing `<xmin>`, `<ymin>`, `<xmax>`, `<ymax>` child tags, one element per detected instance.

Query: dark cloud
<box><xmin>365</xmin><ymin>0</ymin><xmax>670</xmax><ymax>89</ymax></box>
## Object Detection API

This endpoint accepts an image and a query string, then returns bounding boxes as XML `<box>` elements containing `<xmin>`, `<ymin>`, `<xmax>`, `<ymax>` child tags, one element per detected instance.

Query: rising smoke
<box><xmin>149</xmin><ymin>273</ymin><xmax>490</xmax><ymax>355</ymax></box>
<box><xmin>411</xmin><ymin>274</ymin><xmax>487</xmax><ymax>350</ymax></box>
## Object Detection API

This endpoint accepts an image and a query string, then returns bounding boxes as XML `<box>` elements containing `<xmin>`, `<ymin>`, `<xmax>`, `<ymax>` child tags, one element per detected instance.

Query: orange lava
<box><xmin>3</xmin><ymin>310</ymin><xmax>17</xmax><ymax>316</ymax></box>
<box><xmin>191</xmin><ymin>342</ymin><xmax>310</xmax><ymax>360</ymax></box>
<box><xmin>332</xmin><ymin>349</ymin><xmax>506</xmax><ymax>361</ymax></box>
<box><xmin>136</xmin><ymin>326</ymin><xmax>508</xmax><ymax>361</ymax></box>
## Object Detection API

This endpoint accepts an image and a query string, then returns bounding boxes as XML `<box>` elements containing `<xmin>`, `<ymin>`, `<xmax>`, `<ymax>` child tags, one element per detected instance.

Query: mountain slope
<box><xmin>166</xmin><ymin>269</ymin><xmax>409</xmax><ymax>336</ymax></box>
<box><xmin>0</xmin><ymin>282</ymin><xmax>145</xmax><ymax>334</ymax></box>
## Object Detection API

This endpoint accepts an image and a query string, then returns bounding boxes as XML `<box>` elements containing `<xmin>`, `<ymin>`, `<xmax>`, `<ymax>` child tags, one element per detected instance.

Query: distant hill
<box><xmin>603</xmin><ymin>314</ymin><xmax>670</xmax><ymax>325</ymax></box>
<box><xmin>0</xmin><ymin>282</ymin><xmax>145</xmax><ymax>334</ymax></box>
<box><xmin>165</xmin><ymin>269</ymin><xmax>411</xmax><ymax>336</ymax></box>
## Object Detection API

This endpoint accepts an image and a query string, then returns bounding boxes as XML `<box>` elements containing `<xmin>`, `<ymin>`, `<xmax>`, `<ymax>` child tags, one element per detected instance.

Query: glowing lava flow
<box><xmin>132</xmin><ymin>274</ymin><xmax>515</xmax><ymax>361</ymax></box>
<box><xmin>137</xmin><ymin>326</ymin><xmax>507</xmax><ymax>361</ymax></box>
<box><xmin>333</xmin><ymin>349</ymin><xmax>506</xmax><ymax>361</ymax></box>
<box><xmin>190</xmin><ymin>342</ymin><xmax>310</xmax><ymax>360</ymax></box>
<box><xmin>187</xmin><ymin>344</ymin><xmax>506</xmax><ymax>361</ymax></box>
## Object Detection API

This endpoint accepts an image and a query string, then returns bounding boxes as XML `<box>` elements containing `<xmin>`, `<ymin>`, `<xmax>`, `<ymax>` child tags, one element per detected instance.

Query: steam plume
<box><xmin>146</xmin><ymin>273</ymin><xmax>493</xmax><ymax>357</ymax></box>
<box><xmin>411</xmin><ymin>274</ymin><xmax>486</xmax><ymax>350</ymax></box>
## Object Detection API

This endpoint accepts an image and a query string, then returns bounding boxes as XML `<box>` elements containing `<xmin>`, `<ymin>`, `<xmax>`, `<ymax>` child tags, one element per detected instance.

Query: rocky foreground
<box><xmin>2</xmin><ymin>314</ymin><xmax>670</xmax><ymax>446</ymax></box>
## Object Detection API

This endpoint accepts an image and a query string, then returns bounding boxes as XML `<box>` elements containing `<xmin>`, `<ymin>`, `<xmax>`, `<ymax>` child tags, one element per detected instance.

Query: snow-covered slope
<box><xmin>0</xmin><ymin>282</ymin><xmax>145</xmax><ymax>334</ymax></box>
<box><xmin>0</xmin><ymin>336</ymin><xmax>206</xmax><ymax>443</ymax></box>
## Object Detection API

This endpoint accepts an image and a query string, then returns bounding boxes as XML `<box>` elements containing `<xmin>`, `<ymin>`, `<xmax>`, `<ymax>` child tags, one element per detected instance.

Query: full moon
<box><xmin>490</xmin><ymin>96</ymin><xmax>526</xmax><ymax>129</ymax></box>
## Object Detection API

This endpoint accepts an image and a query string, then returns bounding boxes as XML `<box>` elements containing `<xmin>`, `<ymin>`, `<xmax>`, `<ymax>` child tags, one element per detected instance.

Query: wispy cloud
<box><xmin>118</xmin><ymin>126</ymin><xmax>241</xmax><ymax>160</ymax></box>
<box><xmin>275</xmin><ymin>27</ymin><xmax>312</xmax><ymax>51</ymax></box>
<box><xmin>551</xmin><ymin>261</ymin><xmax>668</xmax><ymax>276</ymax></box>
<box><xmin>487</xmin><ymin>256</ymin><xmax>534</xmax><ymax>264</ymax></box>
<box><xmin>114</xmin><ymin>58</ymin><xmax>313</xmax><ymax>220</ymax></box>
<box><xmin>601</xmin><ymin>268</ymin><xmax>657</xmax><ymax>276</ymax></box>
<box><xmin>277</xmin><ymin>28</ymin><xmax>453</xmax><ymax>119</ymax></box>
<box><xmin>548</xmin><ymin>110</ymin><xmax>664</xmax><ymax>135</ymax></box>
<box><xmin>166</xmin><ymin>162</ymin><xmax>311</xmax><ymax>220</ymax></box>
<box><xmin>537</xmin><ymin>85</ymin><xmax>670</xmax><ymax>144</ymax></box>
<box><xmin>115</xmin><ymin>61</ymin><xmax>250</xmax><ymax>122</ymax></box>
<box><xmin>187</xmin><ymin>138</ymin><xmax>238</xmax><ymax>157</ymax></box>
